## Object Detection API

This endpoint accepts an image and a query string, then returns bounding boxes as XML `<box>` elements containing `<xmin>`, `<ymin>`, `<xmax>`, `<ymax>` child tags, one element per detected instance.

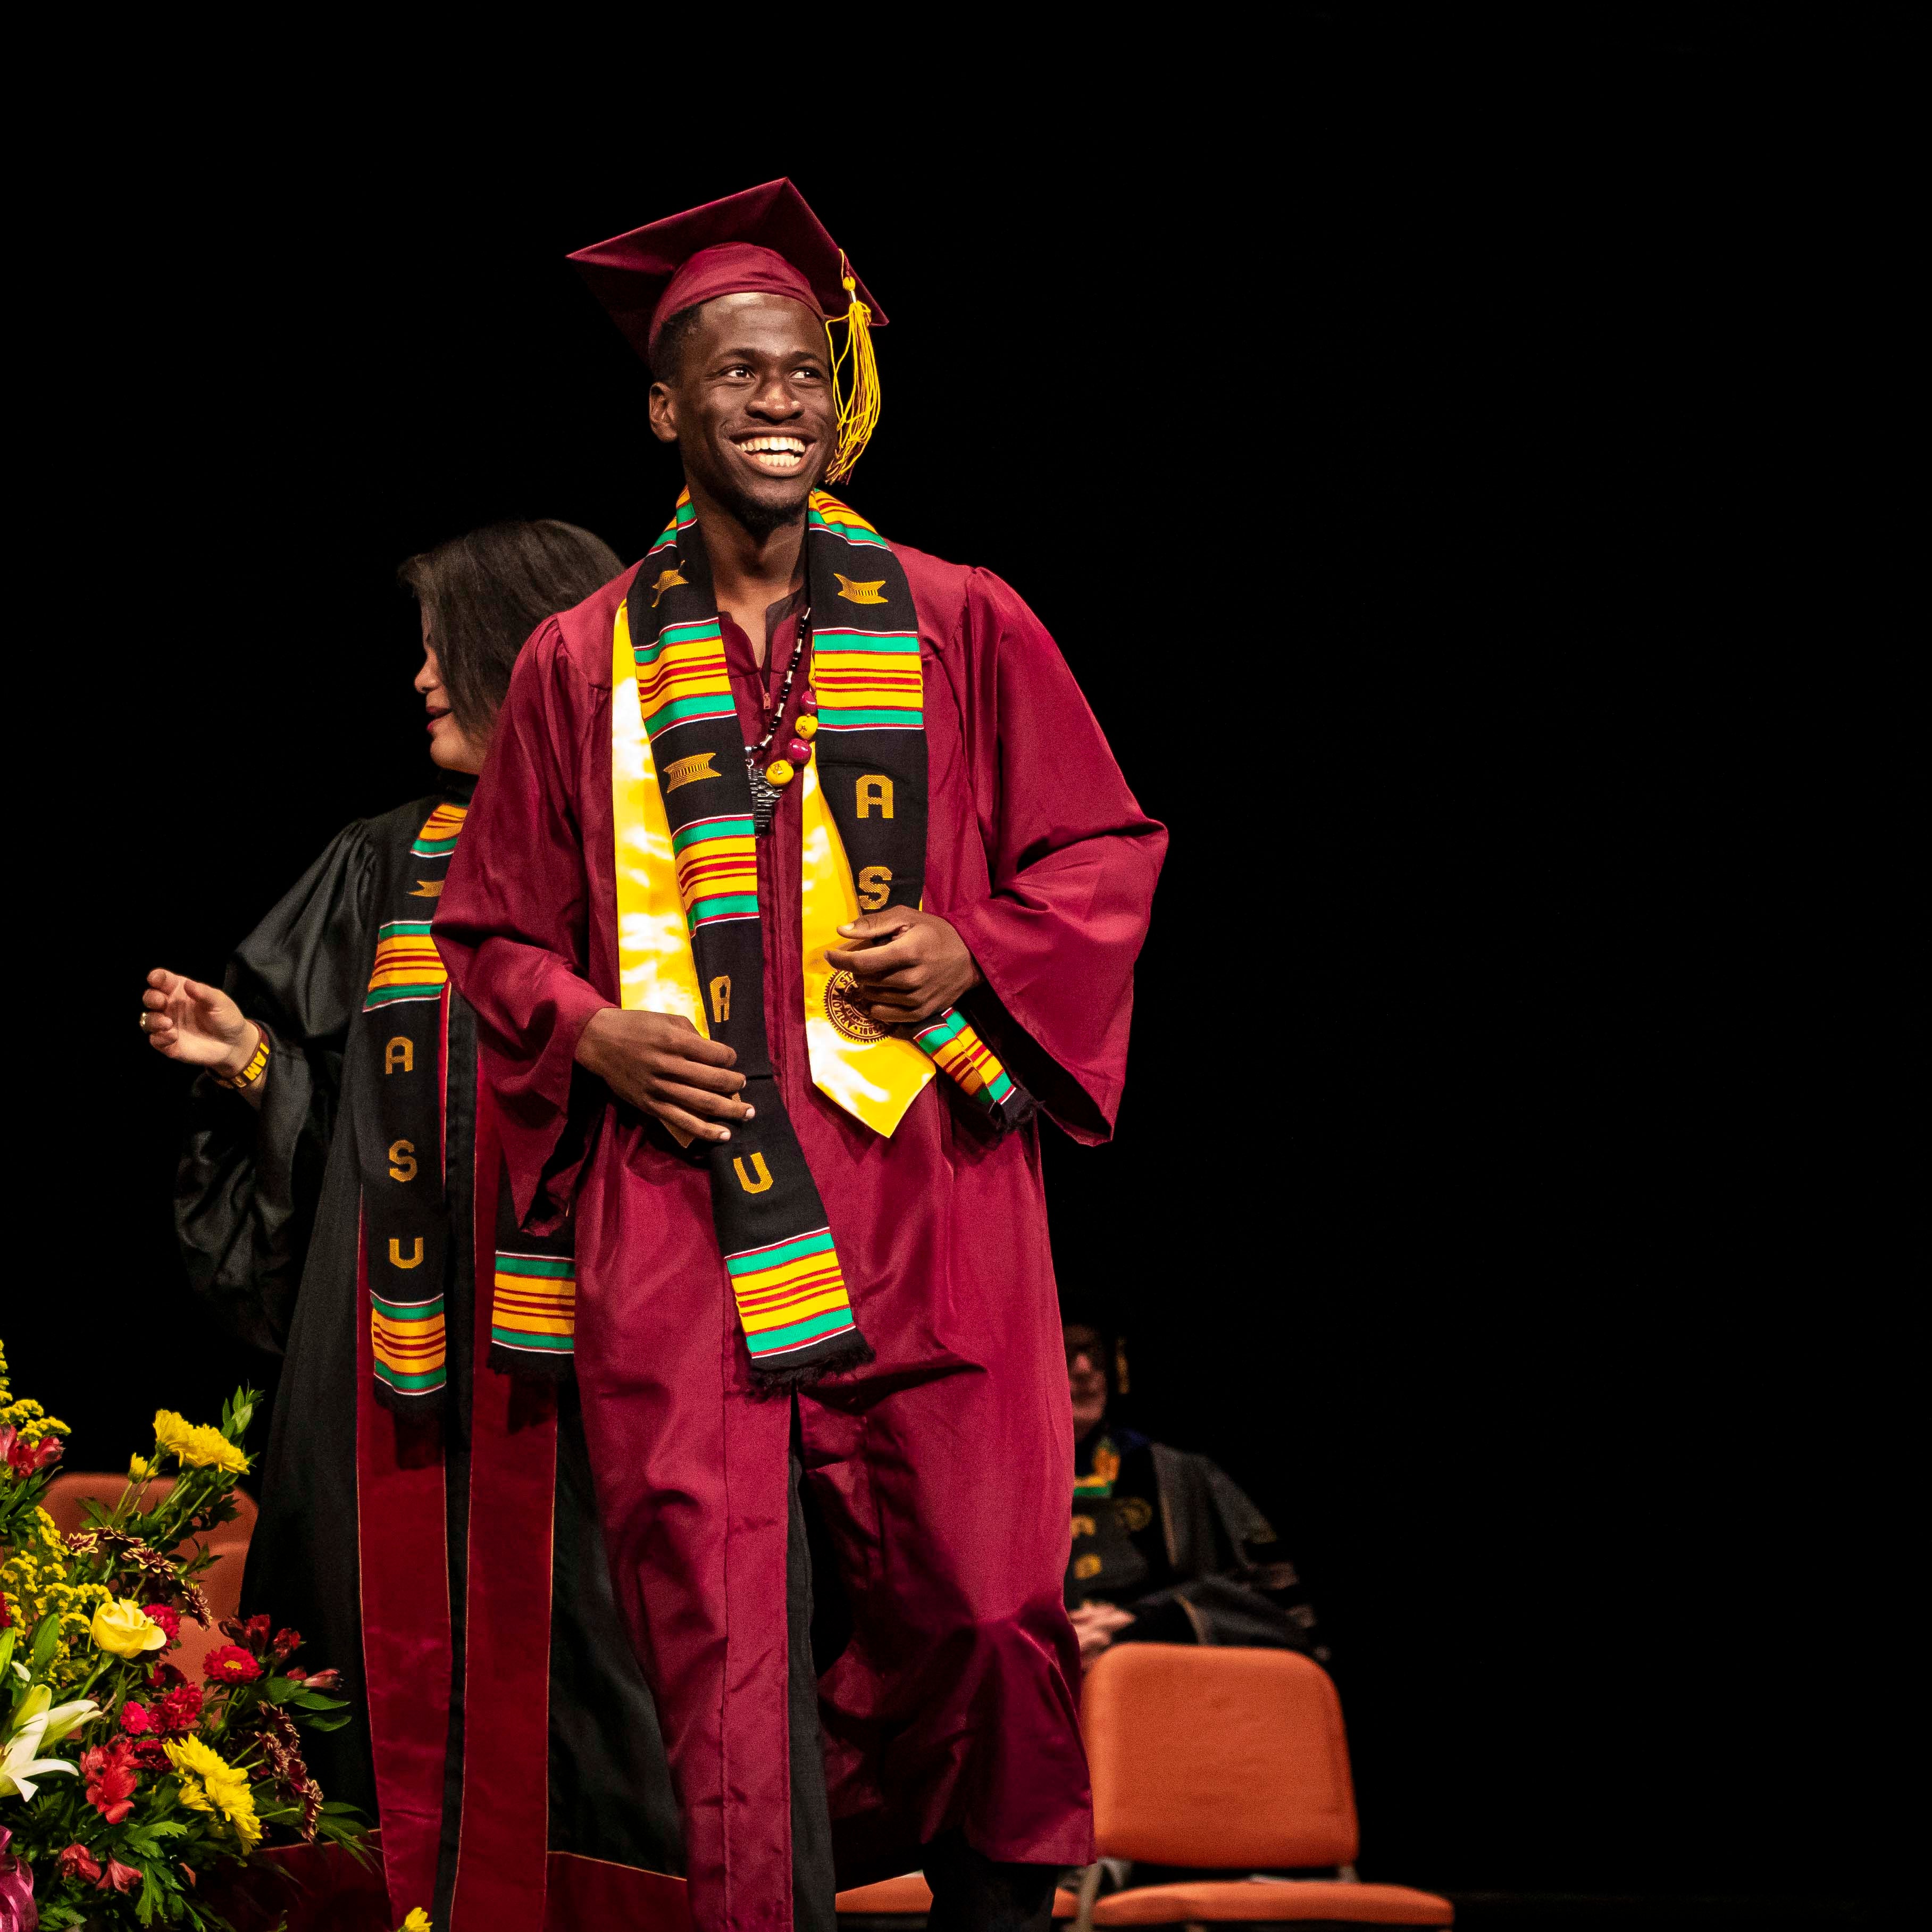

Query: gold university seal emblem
<box><xmin>825</xmin><ymin>968</ymin><xmax>887</xmax><ymax>1044</ymax></box>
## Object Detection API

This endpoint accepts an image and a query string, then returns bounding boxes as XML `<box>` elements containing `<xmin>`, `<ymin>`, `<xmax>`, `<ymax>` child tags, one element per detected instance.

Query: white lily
<box><xmin>0</xmin><ymin>1701</ymin><xmax>81</xmax><ymax>1800</ymax></box>
<box><xmin>5</xmin><ymin>1683</ymin><xmax>51</xmax><ymax>1737</ymax></box>
<box><xmin>40</xmin><ymin>1697</ymin><xmax>103</xmax><ymax>1747</ymax></box>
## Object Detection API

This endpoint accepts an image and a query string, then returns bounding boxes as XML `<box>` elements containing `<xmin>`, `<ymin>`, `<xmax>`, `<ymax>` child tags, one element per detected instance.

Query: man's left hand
<box><xmin>825</xmin><ymin>909</ymin><xmax>982</xmax><ymax>1026</ymax></box>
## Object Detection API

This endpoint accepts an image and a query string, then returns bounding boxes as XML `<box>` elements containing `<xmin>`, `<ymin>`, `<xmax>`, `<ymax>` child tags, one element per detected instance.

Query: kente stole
<box><xmin>361</xmin><ymin>798</ymin><xmax>577</xmax><ymax>1409</ymax></box>
<box><xmin>610</xmin><ymin>489</ymin><xmax>1031</xmax><ymax>1384</ymax></box>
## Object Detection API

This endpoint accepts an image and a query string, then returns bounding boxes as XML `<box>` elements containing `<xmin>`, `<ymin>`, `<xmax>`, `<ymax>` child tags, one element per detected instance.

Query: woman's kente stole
<box><xmin>608</xmin><ymin>489</ymin><xmax>1032</xmax><ymax>1385</ymax></box>
<box><xmin>358</xmin><ymin>797</ymin><xmax>576</xmax><ymax>1409</ymax></box>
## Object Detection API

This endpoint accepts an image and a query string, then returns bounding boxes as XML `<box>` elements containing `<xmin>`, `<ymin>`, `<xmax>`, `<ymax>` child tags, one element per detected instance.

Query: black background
<box><xmin>13</xmin><ymin>12</ymin><xmax>1911</xmax><ymax>1920</ymax></box>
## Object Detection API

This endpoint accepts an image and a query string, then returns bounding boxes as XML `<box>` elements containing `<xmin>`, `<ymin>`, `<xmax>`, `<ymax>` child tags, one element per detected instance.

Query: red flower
<box><xmin>120</xmin><ymin>1701</ymin><xmax>153</xmax><ymax>1734</ymax></box>
<box><xmin>299</xmin><ymin>1669</ymin><xmax>342</xmax><ymax>1692</ymax></box>
<box><xmin>153</xmin><ymin>1684</ymin><xmax>204</xmax><ymax>1733</ymax></box>
<box><xmin>222</xmin><ymin>1612</ymin><xmax>273</xmax><ymax>1650</ymax></box>
<box><xmin>96</xmin><ymin>1857</ymin><xmax>143</xmax><ymax>1895</ymax></box>
<box><xmin>271</xmin><ymin>1626</ymin><xmax>303</xmax><ymax>1662</ymax></box>
<box><xmin>57</xmin><ymin>1844</ymin><xmax>103</xmax><ymax>1883</ymax></box>
<box><xmin>0</xmin><ymin>1425</ymin><xmax>62</xmax><ymax>1480</ymax></box>
<box><xmin>0</xmin><ymin>1594</ymin><xmax>11</xmax><ymax>1629</ymax></box>
<box><xmin>202</xmin><ymin>1644</ymin><xmax>261</xmax><ymax>1685</ymax></box>
<box><xmin>82</xmin><ymin>1737</ymin><xmax>139</xmax><ymax>1825</ymax></box>
<box><xmin>143</xmin><ymin>1603</ymin><xmax>182</xmax><ymax>1646</ymax></box>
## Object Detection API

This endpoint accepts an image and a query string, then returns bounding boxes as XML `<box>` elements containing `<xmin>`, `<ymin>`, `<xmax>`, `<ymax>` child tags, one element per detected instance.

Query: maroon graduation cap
<box><xmin>568</xmin><ymin>178</ymin><xmax>887</xmax><ymax>366</ymax></box>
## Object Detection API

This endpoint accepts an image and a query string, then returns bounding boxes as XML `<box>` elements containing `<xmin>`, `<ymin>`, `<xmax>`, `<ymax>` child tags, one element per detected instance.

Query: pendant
<box><xmin>746</xmin><ymin>752</ymin><xmax>781</xmax><ymax>834</ymax></box>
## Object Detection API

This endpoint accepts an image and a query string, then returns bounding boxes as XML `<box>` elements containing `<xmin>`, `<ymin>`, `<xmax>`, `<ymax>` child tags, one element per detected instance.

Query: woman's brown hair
<box><xmin>399</xmin><ymin>520</ymin><xmax>622</xmax><ymax>746</ymax></box>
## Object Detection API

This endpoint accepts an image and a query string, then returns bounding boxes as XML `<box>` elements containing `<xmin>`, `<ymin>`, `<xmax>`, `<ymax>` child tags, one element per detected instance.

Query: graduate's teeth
<box><xmin>739</xmin><ymin>436</ymin><xmax>806</xmax><ymax>472</ymax></box>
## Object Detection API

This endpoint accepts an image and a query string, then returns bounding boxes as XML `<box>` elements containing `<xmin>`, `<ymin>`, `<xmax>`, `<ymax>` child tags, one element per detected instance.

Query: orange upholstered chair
<box><xmin>834</xmin><ymin>1874</ymin><xmax>1083</xmax><ymax>1921</ymax></box>
<box><xmin>41</xmin><ymin>1473</ymin><xmax>260</xmax><ymax>1682</ymax></box>
<box><xmin>1069</xmin><ymin>1643</ymin><xmax>1452</xmax><ymax>1928</ymax></box>
<box><xmin>836</xmin><ymin>1875</ymin><xmax>933</xmax><ymax>1917</ymax></box>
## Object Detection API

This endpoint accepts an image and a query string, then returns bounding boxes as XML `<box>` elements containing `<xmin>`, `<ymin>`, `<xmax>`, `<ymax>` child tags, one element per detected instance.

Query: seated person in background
<box><xmin>1065</xmin><ymin>1320</ymin><xmax>1326</xmax><ymax>1669</ymax></box>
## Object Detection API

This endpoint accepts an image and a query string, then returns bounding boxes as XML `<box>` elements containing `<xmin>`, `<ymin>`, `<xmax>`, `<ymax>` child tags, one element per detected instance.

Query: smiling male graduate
<box><xmin>434</xmin><ymin>180</ymin><xmax>1165</xmax><ymax>1932</ymax></box>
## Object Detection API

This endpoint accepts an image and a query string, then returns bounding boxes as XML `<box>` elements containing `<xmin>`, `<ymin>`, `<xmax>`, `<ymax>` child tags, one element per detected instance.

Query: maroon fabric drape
<box><xmin>446</xmin><ymin>1084</ymin><xmax>559</xmax><ymax>1924</ymax></box>
<box><xmin>354</xmin><ymin>1214</ymin><xmax>454</xmax><ymax>1924</ymax></box>
<box><xmin>436</xmin><ymin>540</ymin><xmax>1165</xmax><ymax>1932</ymax></box>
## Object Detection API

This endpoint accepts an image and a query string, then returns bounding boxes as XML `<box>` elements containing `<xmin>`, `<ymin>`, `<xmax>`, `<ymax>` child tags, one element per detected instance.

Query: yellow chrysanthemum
<box><xmin>177</xmin><ymin>1423</ymin><xmax>248</xmax><ymax>1476</ymax></box>
<box><xmin>402</xmin><ymin>1912</ymin><xmax>434</xmax><ymax>1931</ymax></box>
<box><xmin>165</xmin><ymin>1735</ymin><xmax>262</xmax><ymax>1848</ymax></box>
<box><xmin>128</xmin><ymin>1452</ymin><xmax>154</xmax><ymax>1480</ymax></box>
<box><xmin>153</xmin><ymin>1409</ymin><xmax>196</xmax><ymax>1458</ymax></box>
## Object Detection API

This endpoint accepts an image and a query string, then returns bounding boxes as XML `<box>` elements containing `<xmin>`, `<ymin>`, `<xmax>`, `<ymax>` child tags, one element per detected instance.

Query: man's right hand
<box><xmin>575</xmin><ymin>1008</ymin><xmax>752</xmax><ymax>1144</ymax></box>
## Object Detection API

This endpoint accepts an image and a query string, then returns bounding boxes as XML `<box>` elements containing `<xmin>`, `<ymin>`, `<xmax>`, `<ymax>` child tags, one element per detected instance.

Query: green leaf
<box><xmin>30</xmin><ymin>1611</ymin><xmax>61</xmax><ymax>1674</ymax></box>
<box><xmin>0</xmin><ymin>1627</ymin><xmax>16</xmax><ymax>1678</ymax></box>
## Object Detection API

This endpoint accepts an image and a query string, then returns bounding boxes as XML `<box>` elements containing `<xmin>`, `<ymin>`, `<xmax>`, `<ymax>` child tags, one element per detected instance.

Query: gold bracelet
<box><xmin>216</xmin><ymin>1030</ymin><xmax>271</xmax><ymax>1091</ymax></box>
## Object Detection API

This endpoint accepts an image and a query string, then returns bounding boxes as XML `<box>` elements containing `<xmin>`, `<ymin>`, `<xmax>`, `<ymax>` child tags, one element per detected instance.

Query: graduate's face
<box><xmin>1066</xmin><ymin>1325</ymin><xmax>1109</xmax><ymax>1437</ymax></box>
<box><xmin>414</xmin><ymin>609</ymin><xmax>486</xmax><ymax>775</ymax></box>
<box><xmin>648</xmin><ymin>292</ymin><xmax>834</xmax><ymax>532</ymax></box>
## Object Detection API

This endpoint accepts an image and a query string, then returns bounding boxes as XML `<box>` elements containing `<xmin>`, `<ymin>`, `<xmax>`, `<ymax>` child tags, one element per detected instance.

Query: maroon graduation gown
<box><xmin>434</xmin><ymin>541</ymin><xmax>1166</xmax><ymax>1932</ymax></box>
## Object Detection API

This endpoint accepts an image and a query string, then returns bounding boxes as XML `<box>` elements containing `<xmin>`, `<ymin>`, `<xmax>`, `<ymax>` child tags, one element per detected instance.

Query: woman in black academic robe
<box><xmin>148</xmin><ymin>522</ymin><xmax>684</xmax><ymax>1932</ymax></box>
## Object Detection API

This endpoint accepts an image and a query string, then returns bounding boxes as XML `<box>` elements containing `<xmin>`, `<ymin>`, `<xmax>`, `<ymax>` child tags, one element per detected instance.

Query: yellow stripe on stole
<box><xmin>491</xmin><ymin>1309</ymin><xmax>575</xmax><ymax>1336</ymax></box>
<box><xmin>810</xmin><ymin>491</ymin><xmax>880</xmax><ymax>535</ymax></box>
<box><xmin>799</xmin><ymin>752</ymin><xmax>935</xmax><ymax>1138</ymax></box>
<box><xmin>369</xmin><ymin>945</ymin><xmax>446</xmax><ymax>988</ymax></box>
<box><xmin>372</xmin><ymin>1313</ymin><xmax>446</xmax><ymax>1351</ymax></box>
<box><xmin>674</xmin><ymin>833</ymin><xmax>758</xmax><ymax>913</ymax></box>
<box><xmin>741</xmin><ymin>1290</ymin><xmax>855</xmax><ymax>1335</ymax></box>
<box><xmin>810</xmin><ymin>655</ymin><xmax>924</xmax><ymax>709</ymax></box>
<box><xmin>636</xmin><ymin>635</ymin><xmax>732</xmax><ymax>722</ymax></box>
<box><xmin>730</xmin><ymin>1251</ymin><xmax>840</xmax><ymax>1298</ymax></box>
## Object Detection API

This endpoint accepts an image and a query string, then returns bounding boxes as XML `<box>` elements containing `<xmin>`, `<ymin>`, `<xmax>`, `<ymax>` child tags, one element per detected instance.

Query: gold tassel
<box><xmin>824</xmin><ymin>255</ymin><xmax>880</xmax><ymax>484</ymax></box>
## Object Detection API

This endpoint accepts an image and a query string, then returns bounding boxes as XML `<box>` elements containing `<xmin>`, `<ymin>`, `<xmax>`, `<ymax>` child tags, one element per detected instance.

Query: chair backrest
<box><xmin>43</xmin><ymin>1472</ymin><xmax>173</xmax><ymax>1535</ymax></box>
<box><xmin>1081</xmin><ymin>1642</ymin><xmax>1359</xmax><ymax>1870</ymax></box>
<box><xmin>41</xmin><ymin>1474</ymin><xmax>258</xmax><ymax>1548</ymax></box>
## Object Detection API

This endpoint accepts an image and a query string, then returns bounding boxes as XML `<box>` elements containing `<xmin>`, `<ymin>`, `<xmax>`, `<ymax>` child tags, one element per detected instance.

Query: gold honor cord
<box><xmin>609</xmin><ymin>599</ymin><xmax>932</xmax><ymax>1140</ymax></box>
<box><xmin>799</xmin><ymin>749</ymin><xmax>935</xmax><ymax>1137</ymax></box>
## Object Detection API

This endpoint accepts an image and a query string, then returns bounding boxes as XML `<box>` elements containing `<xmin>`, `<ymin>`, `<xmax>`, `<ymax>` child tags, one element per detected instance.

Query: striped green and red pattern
<box><xmin>912</xmin><ymin>1010</ymin><xmax>1016</xmax><ymax>1111</ymax></box>
<box><xmin>371</xmin><ymin>1290</ymin><xmax>447</xmax><ymax>1396</ymax></box>
<box><xmin>489</xmin><ymin>1252</ymin><xmax>575</xmax><ymax>1360</ymax></box>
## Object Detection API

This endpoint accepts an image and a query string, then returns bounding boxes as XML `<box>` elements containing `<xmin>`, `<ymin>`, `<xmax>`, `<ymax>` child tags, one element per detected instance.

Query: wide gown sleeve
<box><xmin>433</xmin><ymin>622</ymin><xmax>611</xmax><ymax>1231</ymax></box>
<box><xmin>174</xmin><ymin>819</ymin><xmax>378</xmax><ymax>1354</ymax></box>
<box><xmin>943</xmin><ymin>569</ymin><xmax>1167</xmax><ymax>1143</ymax></box>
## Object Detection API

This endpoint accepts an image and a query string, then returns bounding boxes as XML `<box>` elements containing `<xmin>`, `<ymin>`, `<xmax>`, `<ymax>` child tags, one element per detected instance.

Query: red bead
<box><xmin>788</xmin><ymin>737</ymin><xmax>812</xmax><ymax>764</ymax></box>
<box><xmin>800</xmin><ymin>689</ymin><xmax>818</xmax><ymax>713</ymax></box>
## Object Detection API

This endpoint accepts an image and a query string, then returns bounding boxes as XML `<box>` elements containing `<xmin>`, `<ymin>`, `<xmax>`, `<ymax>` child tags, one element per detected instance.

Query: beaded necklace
<box><xmin>744</xmin><ymin>604</ymin><xmax>813</xmax><ymax>835</ymax></box>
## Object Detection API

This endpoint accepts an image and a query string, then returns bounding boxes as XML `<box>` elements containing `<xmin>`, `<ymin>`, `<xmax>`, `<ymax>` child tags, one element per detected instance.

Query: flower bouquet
<box><xmin>1</xmin><ymin>1339</ymin><xmax>373</xmax><ymax>1930</ymax></box>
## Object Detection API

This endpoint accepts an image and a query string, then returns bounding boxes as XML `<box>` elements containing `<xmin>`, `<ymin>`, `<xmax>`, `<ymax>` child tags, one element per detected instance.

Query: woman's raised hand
<box><xmin>140</xmin><ymin>968</ymin><xmax>258</xmax><ymax>1076</ymax></box>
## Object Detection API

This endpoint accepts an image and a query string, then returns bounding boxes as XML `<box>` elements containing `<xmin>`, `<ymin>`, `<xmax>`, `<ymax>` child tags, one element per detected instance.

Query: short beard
<box><xmin>689</xmin><ymin>442</ymin><xmax>818</xmax><ymax>542</ymax></box>
<box><xmin>725</xmin><ymin>488</ymin><xmax>808</xmax><ymax>542</ymax></box>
